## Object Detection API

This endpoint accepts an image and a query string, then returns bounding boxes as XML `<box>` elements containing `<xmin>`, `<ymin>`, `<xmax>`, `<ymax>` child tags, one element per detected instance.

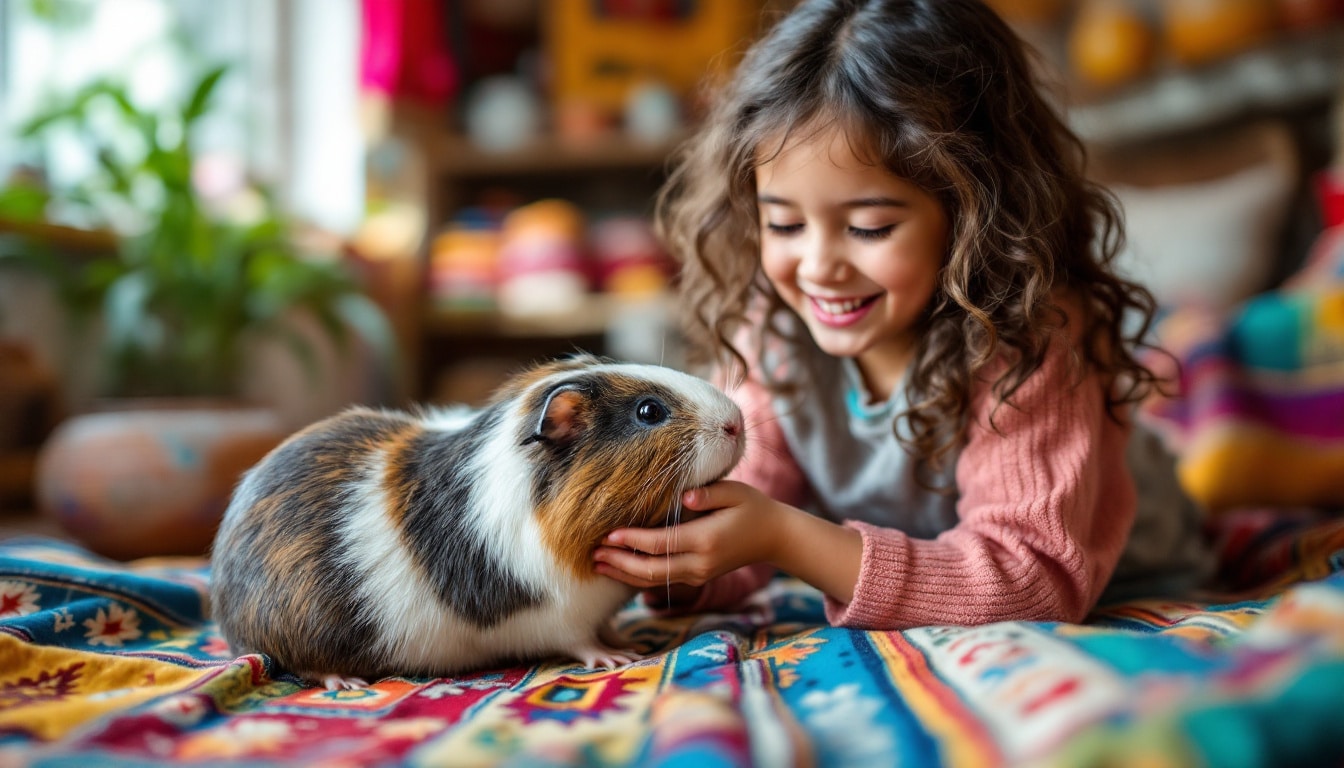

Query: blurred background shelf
<box><xmin>1068</xmin><ymin>25</ymin><xmax>1344</xmax><ymax>146</ymax></box>
<box><xmin>0</xmin><ymin>217</ymin><xmax>118</xmax><ymax>254</ymax></box>
<box><xmin>424</xmin><ymin>294</ymin><xmax>632</xmax><ymax>339</ymax></box>
<box><xmin>431</xmin><ymin>132</ymin><xmax>687</xmax><ymax>177</ymax></box>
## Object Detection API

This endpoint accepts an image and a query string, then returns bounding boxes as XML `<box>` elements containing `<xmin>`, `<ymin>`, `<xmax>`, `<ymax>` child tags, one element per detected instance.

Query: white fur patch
<box><xmin>461</xmin><ymin>406</ymin><xmax>556</xmax><ymax>591</ymax></box>
<box><xmin>336</xmin><ymin>451</ymin><xmax>452</xmax><ymax>665</ymax></box>
<box><xmin>419</xmin><ymin>404</ymin><xmax>478</xmax><ymax>432</ymax></box>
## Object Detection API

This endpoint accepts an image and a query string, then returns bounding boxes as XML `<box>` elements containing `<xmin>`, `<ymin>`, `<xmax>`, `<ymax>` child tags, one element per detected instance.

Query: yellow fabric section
<box><xmin>0</xmin><ymin>635</ymin><xmax>211</xmax><ymax>741</ymax></box>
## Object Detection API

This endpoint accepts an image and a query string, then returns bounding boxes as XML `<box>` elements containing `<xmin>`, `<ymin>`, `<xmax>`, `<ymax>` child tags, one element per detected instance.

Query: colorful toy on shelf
<box><xmin>463</xmin><ymin>75</ymin><xmax>543</xmax><ymax>152</ymax></box>
<box><xmin>546</xmin><ymin>0</ymin><xmax>758</xmax><ymax>140</ymax></box>
<box><xmin>1161</xmin><ymin>0</ymin><xmax>1279</xmax><ymax>67</ymax></box>
<box><xmin>590</xmin><ymin>215</ymin><xmax>674</xmax><ymax>297</ymax></box>
<box><xmin>624</xmin><ymin>80</ymin><xmax>683</xmax><ymax>145</ymax></box>
<box><xmin>496</xmin><ymin>199</ymin><xmax>591</xmax><ymax>318</ymax></box>
<box><xmin>1068</xmin><ymin>0</ymin><xmax>1158</xmax><ymax>91</ymax></box>
<box><xmin>429</xmin><ymin>207</ymin><xmax>503</xmax><ymax>312</ymax></box>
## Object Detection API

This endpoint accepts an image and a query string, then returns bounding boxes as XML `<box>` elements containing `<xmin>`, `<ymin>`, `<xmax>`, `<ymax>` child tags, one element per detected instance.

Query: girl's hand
<box><xmin>593</xmin><ymin>480</ymin><xmax>785</xmax><ymax>590</ymax></box>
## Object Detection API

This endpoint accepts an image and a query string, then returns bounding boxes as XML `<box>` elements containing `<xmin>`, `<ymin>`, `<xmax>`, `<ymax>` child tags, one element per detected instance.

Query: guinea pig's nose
<box><xmin>722</xmin><ymin>419</ymin><xmax>742</xmax><ymax>440</ymax></box>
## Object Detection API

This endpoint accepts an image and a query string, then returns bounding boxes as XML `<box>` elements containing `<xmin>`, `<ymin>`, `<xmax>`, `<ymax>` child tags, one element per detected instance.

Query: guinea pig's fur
<box><xmin>209</xmin><ymin>355</ymin><xmax>744</xmax><ymax>688</ymax></box>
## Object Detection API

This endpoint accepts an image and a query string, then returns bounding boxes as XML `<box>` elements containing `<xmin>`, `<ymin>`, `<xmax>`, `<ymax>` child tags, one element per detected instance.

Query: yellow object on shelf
<box><xmin>545</xmin><ymin>0</ymin><xmax>759</xmax><ymax>119</ymax></box>
<box><xmin>1162</xmin><ymin>0</ymin><xmax>1279</xmax><ymax>67</ymax></box>
<box><xmin>1069</xmin><ymin>0</ymin><xmax>1157</xmax><ymax>91</ymax></box>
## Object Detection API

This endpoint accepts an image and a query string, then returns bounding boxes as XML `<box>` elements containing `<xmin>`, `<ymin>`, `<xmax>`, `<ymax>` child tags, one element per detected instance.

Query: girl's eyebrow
<box><xmin>756</xmin><ymin>194</ymin><xmax>909</xmax><ymax>209</ymax></box>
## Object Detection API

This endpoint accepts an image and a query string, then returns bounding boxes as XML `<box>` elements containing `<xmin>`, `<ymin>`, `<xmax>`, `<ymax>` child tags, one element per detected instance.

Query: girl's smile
<box><xmin>755</xmin><ymin>125</ymin><xmax>950</xmax><ymax>400</ymax></box>
<box><xmin>808</xmin><ymin>292</ymin><xmax>883</xmax><ymax>327</ymax></box>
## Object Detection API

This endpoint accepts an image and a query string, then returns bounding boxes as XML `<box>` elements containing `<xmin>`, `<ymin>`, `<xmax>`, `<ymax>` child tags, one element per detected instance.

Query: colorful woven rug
<box><xmin>4</xmin><ymin>522</ymin><xmax>1344</xmax><ymax>767</ymax></box>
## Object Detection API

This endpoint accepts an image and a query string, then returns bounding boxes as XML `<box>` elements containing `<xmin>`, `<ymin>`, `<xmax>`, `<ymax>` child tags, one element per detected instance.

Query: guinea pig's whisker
<box><xmin>631</xmin><ymin>463</ymin><xmax>680</xmax><ymax>527</ymax></box>
<box><xmin>662</xmin><ymin>495</ymin><xmax>685</xmax><ymax>601</ymax></box>
<box><xmin>636</xmin><ymin>459</ymin><xmax>678</xmax><ymax>501</ymax></box>
<box><xmin>637</xmin><ymin>454</ymin><xmax>688</xmax><ymax>513</ymax></box>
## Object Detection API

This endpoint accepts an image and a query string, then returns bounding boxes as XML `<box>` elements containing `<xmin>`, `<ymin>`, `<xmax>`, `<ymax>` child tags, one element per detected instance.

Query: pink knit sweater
<box><xmin>675</xmin><ymin>317</ymin><xmax>1136</xmax><ymax>629</ymax></box>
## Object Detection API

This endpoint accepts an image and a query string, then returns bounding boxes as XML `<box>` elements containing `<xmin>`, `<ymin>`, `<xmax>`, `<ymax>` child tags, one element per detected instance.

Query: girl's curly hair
<box><xmin>656</xmin><ymin>0</ymin><xmax>1165</xmax><ymax>474</ymax></box>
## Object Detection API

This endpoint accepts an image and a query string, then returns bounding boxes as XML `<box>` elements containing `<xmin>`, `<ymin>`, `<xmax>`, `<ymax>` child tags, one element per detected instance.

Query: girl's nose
<box><xmin>797</xmin><ymin>234</ymin><xmax>847</xmax><ymax>283</ymax></box>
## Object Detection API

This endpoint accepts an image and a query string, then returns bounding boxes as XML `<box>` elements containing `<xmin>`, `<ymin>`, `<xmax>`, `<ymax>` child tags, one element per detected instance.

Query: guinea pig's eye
<box><xmin>635</xmin><ymin>398</ymin><xmax>668</xmax><ymax>426</ymax></box>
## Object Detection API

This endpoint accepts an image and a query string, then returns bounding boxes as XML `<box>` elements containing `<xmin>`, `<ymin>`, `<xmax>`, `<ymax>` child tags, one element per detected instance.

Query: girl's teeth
<box><xmin>816</xmin><ymin>297</ymin><xmax>866</xmax><ymax>314</ymax></box>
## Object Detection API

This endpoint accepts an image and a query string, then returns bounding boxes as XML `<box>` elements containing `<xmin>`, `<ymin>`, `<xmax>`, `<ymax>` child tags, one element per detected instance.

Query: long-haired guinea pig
<box><xmin>209</xmin><ymin>354</ymin><xmax>745</xmax><ymax>690</ymax></box>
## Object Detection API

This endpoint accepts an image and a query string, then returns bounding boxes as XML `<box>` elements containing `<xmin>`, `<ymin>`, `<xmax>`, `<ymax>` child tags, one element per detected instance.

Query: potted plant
<box><xmin>0</xmin><ymin>64</ymin><xmax>399</xmax><ymax>559</ymax></box>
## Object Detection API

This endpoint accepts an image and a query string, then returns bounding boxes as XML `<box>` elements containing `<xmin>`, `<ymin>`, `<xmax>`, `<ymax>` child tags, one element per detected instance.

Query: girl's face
<box><xmin>755</xmin><ymin>126</ymin><xmax>950</xmax><ymax>399</ymax></box>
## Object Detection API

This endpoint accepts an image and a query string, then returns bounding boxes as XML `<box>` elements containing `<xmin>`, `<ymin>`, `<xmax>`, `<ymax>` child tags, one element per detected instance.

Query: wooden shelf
<box><xmin>1067</xmin><ymin>25</ymin><xmax>1344</xmax><ymax>147</ymax></box>
<box><xmin>424</xmin><ymin>293</ymin><xmax>668</xmax><ymax>340</ymax></box>
<box><xmin>0</xmin><ymin>216</ymin><xmax>118</xmax><ymax>253</ymax></box>
<box><xmin>430</xmin><ymin>132</ymin><xmax>688</xmax><ymax>178</ymax></box>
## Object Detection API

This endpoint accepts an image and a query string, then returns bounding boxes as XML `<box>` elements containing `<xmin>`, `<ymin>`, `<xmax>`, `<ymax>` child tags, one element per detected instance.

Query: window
<box><xmin>0</xmin><ymin>0</ymin><xmax>362</xmax><ymax>233</ymax></box>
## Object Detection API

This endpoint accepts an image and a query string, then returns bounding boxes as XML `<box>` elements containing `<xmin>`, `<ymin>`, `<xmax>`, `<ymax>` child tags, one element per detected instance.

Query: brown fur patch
<box><xmin>531</xmin><ymin>371</ymin><xmax>701</xmax><ymax>580</ymax></box>
<box><xmin>491</xmin><ymin>355</ymin><xmax>604</xmax><ymax>406</ymax></box>
<box><xmin>379</xmin><ymin>421</ymin><xmax>425</xmax><ymax>527</ymax></box>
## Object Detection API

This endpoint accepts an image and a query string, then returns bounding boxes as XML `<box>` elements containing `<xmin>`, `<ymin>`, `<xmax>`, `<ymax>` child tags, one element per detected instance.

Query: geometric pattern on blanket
<box><xmin>4</xmin><ymin>527</ymin><xmax>1344</xmax><ymax>767</ymax></box>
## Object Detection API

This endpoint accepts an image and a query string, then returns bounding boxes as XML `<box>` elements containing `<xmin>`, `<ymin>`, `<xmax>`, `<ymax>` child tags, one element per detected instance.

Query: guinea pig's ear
<box><xmin>522</xmin><ymin>384</ymin><xmax>588</xmax><ymax>448</ymax></box>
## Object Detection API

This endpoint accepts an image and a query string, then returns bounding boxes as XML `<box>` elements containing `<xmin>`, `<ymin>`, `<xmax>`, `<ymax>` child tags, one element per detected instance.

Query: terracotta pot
<box><xmin>34</xmin><ymin>401</ymin><xmax>287</xmax><ymax>560</ymax></box>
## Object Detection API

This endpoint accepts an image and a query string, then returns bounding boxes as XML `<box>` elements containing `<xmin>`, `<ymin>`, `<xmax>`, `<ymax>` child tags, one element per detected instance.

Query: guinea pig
<box><xmin>209</xmin><ymin>354</ymin><xmax>745</xmax><ymax>690</ymax></box>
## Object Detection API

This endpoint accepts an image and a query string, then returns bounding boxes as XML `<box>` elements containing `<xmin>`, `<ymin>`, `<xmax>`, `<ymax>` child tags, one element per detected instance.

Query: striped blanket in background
<box><xmin>1141</xmin><ymin>224</ymin><xmax>1344</xmax><ymax>512</ymax></box>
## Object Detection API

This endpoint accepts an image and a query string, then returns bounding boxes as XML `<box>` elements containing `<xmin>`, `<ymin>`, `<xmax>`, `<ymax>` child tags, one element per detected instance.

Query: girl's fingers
<box><xmin>681</xmin><ymin>480</ymin><xmax>749</xmax><ymax>512</ymax></box>
<box><xmin>603</xmin><ymin>526</ymin><xmax>671</xmax><ymax>554</ymax></box>
<box><xmin>604</xmin><ymin>517</ymin><xmax>708</xmax><ymax>552</ymax></box>
<box><xmin>593</xmin><ymin>546</ymin><xmax>695</xmax><ymax>588</ymax></box>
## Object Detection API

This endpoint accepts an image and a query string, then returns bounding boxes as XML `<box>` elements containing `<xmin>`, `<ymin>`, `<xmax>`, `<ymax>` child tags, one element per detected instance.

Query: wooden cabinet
<box><xmin>398</xmin><ymin>120</ymin><xmax>686</xmax><ymax>403</ymax></box>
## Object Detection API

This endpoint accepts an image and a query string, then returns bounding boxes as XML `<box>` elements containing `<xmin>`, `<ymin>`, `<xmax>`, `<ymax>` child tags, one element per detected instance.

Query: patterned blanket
<box><xmin>4</xmin><ymin>521</ymin><xmax>1344</xmax><ymax>767</ymax></box>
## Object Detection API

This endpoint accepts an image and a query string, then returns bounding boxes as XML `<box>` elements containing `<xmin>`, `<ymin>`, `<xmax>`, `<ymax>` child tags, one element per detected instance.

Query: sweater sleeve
<box><xmin>647</xmin><ymin>372</ymin><xmax>809</xmax><ymax>614</ymax></box>
<box><xmin>823</xmin><ymin>327</ymin><xmax>1136</xmax><ymax>629</ymax></box>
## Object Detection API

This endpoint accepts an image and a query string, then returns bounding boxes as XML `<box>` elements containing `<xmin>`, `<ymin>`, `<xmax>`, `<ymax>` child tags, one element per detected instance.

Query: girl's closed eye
<box><xmin>848</xmin><ymin>224</ymin><xmax>895</xmax><ymax>241</ymax></box>
<box><xmin>763</xmin><ymin>222</ymin><xmax>897</xmax><ymax>240</ymax></box>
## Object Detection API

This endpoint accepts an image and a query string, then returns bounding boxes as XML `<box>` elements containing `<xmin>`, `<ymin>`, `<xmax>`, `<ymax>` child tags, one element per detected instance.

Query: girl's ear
<box><xmin>523</xmin><ymin>385</ymin><xmax>588</xmax><ymax>448</ymax></box>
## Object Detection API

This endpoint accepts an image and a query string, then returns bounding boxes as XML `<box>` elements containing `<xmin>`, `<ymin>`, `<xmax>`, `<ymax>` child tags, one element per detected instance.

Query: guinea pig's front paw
<box><xmin>569</xmin><ymin>640</ymin><xmax>644</xmax><ymax>670</ymax></box>
<box><xmin>321</xmin><ymin>674</ymin><xmax>370</xmax><ymax>691</ymax></box>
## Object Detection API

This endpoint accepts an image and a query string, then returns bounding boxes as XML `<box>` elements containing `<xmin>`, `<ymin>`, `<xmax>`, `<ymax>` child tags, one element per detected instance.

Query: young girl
<box><xmin>592</xmin><ymin>0</ymin><xmax>1211</xmax><ymax>627</ymax></box>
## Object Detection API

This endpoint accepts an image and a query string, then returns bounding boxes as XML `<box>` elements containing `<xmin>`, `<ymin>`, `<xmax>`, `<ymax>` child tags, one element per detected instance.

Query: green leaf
<box><xmin>183</xmin><ymin>64</ymin><xmax>229</xmax><ymax>124</ymax></box>
<box><xmin>94</xmin><ymin>147</ymin><xmax>134</xmax><ymax>196</ymax></box>
<box><xmin>0</xmin><ymin>184</ymin><xmax>51</xmax><ymax>222</ymax></box>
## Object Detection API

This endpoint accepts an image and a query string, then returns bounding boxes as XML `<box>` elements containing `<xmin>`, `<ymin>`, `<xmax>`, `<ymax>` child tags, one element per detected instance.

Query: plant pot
<box><xmin>33</xmin><ymin>400</ymin><xmax>287</xmax><ymax>560</ymax></box>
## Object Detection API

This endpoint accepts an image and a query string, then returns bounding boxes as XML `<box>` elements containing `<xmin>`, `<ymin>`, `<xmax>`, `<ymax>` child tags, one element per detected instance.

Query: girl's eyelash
<box><xmin>849</xmin><ymin>225</ymin><xmax>895</xmax><ymax>240</ymax></box>
<box><xmin>763</xmin><ymin>223</ymin><xmax>897</xmax><ymax>239</ymax></box>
